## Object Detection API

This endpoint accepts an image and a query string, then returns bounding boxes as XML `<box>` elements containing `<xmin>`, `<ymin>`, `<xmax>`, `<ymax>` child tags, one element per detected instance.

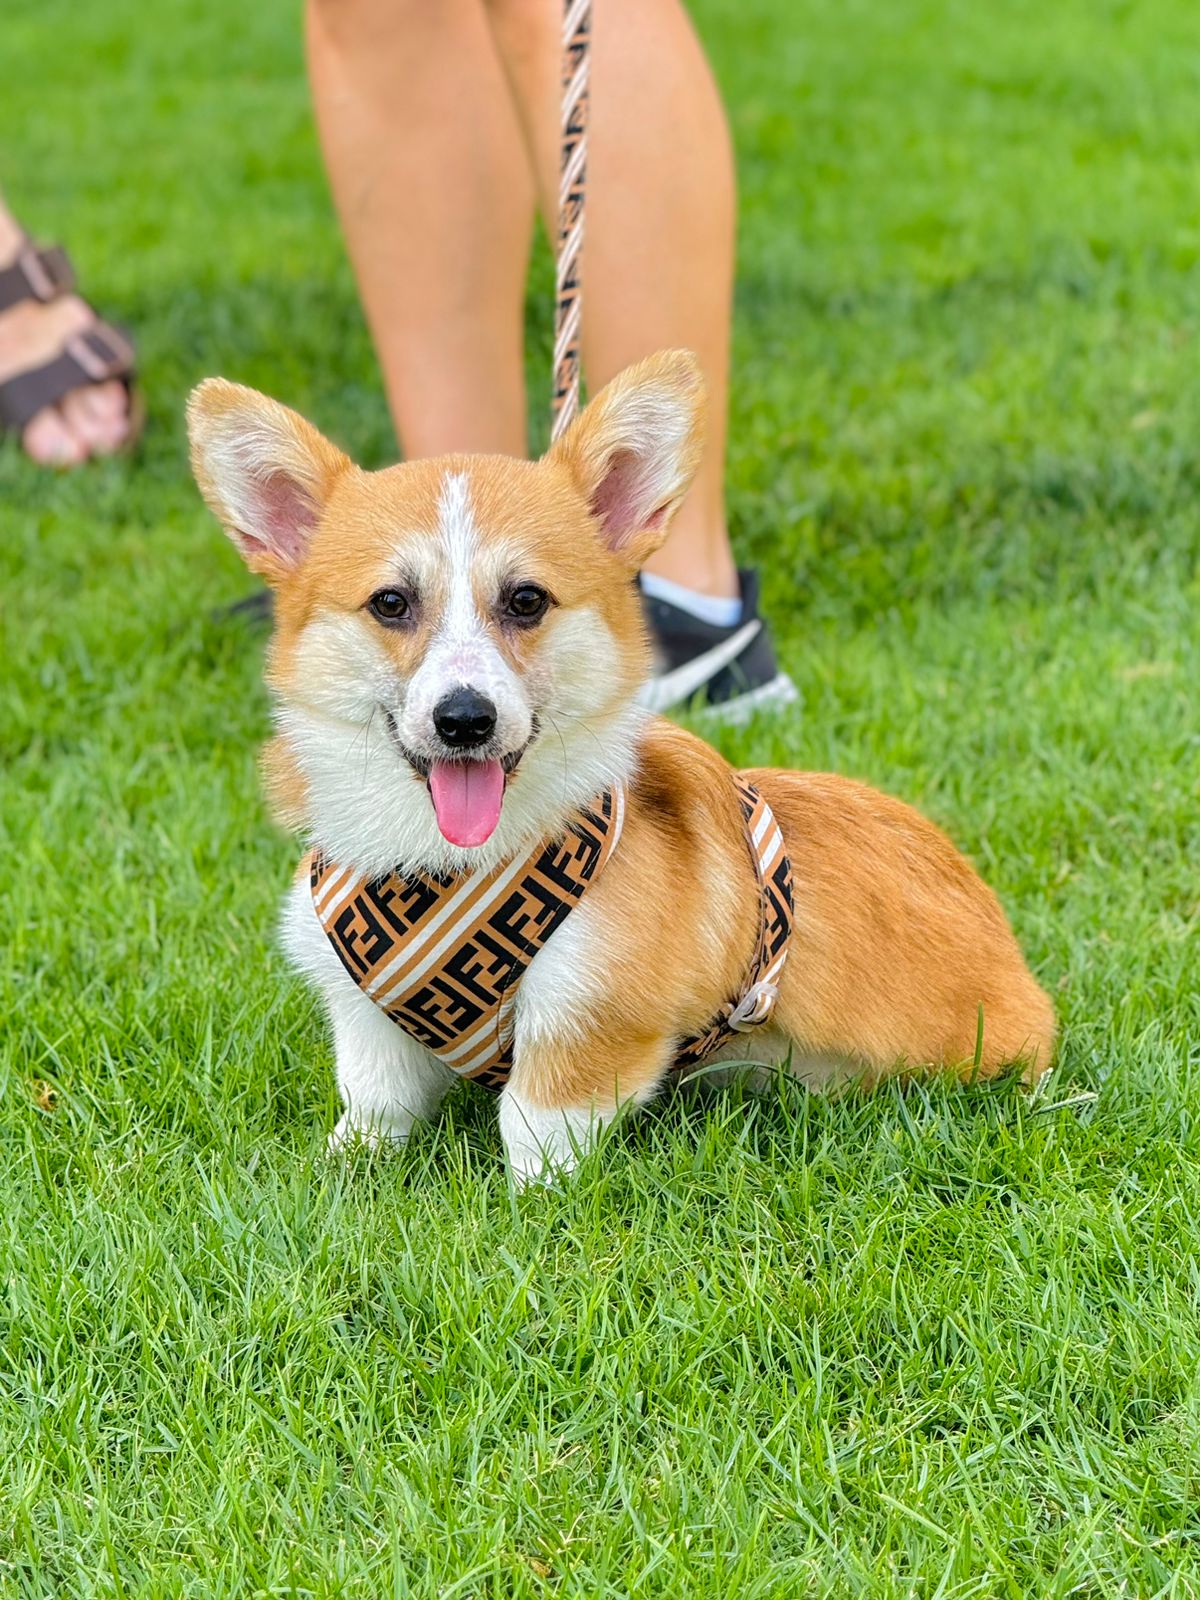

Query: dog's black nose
<box><xmin>433</xmin><ymin>687</ymin><xmax>497</xmax><ymax>749</ymax></box>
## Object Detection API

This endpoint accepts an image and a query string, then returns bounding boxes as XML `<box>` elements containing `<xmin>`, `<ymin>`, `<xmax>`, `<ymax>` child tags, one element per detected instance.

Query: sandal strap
<box><xmin>0</xmin><ymin>243</ymin><xmax>75</xmax><ymax>312</ymax></box>
<box><xmin>0</xmin><ymin>321</ymin><xmax>136</xmax><ymax>432</ymax></box>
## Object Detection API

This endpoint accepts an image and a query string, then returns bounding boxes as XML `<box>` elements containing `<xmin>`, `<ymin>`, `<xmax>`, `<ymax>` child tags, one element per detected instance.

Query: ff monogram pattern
<box><xmin>673</xmin><ymin>776</ymin><xmax>795</xmax><ymax>1071</ymax></box>
<box><xmin>311</xmin><ymin>786</ymin><xmax>626</xmax><ymax>1090</ymax></box>
<box><xmin>311</xmin><ymin>776</ymin><xmax>795</xmax><ymax>1092</ymax></box>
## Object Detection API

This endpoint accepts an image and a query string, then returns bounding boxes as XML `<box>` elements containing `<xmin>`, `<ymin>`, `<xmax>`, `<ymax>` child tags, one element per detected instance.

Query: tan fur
<box><xmin>187</xmin><ymin>350</ymin><xmax>1054</xmax><ymax>1168</ymax></box>
<box><xmin>261</xmin><ymin>736</ymin><xmax>309</xmax><ymax>832</ymax></box>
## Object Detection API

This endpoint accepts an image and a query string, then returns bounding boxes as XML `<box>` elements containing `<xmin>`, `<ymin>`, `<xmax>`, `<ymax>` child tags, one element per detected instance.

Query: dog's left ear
<box><xmin>546</xmin><ymin>349</ymin><xmax>706</xmax><ymax>570</ymax></box>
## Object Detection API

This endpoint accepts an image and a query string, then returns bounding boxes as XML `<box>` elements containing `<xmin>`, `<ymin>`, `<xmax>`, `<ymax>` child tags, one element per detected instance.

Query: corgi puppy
<box><xmin>187</xmin><ymin>351</ymin><xmax>1055</xmax><ymax>1183</ymax></box>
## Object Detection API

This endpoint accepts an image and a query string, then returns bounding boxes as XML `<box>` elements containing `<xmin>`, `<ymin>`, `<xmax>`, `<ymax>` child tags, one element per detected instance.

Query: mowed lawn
<box><xmin>3</xmin><ymin>0</ymin><xmax>1199</xmax><ymax>1594</ymax></box>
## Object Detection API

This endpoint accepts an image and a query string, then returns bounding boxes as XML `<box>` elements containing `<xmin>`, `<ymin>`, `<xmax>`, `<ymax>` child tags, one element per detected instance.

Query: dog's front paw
<box><xmin>506</xmin><ymin>1142</ymin><xmax>578</xmax><ymax>1190</ymax></box>
<box><xmin>326</xmin><ymin>1107</ymin><xmax>414</xmax><ymax>1156</ymax></box>
<box><xmin>499</xmin><ymin>1094</ymin><xmax>600</xmax><ymax>1188</ymax></box>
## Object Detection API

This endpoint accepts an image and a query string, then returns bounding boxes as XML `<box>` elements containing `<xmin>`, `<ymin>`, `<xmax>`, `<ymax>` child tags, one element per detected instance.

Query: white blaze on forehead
<box><xmin>437</xmin><ymin>471</ymin><xmax>483</xmax><ymax>642</ymax></box>
<box><xmin>389</xmin><ymin>468</ymin><xmax>534</xmax><ymax>764</ymax></box>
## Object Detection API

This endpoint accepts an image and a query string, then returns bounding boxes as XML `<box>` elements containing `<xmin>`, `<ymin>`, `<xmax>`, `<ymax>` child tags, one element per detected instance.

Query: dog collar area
<box><xmin>310</xmin><ymin>775</ymin><xmax>793</xmax><ymax>1089</ymax></box>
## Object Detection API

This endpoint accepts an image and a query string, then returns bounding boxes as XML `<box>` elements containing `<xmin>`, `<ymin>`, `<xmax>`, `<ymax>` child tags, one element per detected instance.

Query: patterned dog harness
<box><xmin>311</xmin><ymin>776</ymin><xmax>793</xmax><ymax>1089</ymax></box>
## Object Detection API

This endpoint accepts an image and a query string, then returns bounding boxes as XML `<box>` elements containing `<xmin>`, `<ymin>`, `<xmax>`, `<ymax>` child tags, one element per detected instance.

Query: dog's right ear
<box><xmin>186</xmin><ymin>379</ymin><xmax>351</xmax><ymax>584</ymax></box>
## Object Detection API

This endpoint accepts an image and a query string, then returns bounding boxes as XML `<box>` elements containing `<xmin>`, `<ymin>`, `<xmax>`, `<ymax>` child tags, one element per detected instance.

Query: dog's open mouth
<box><xmin>384</xmin><ymin>712</ymin><xmax>536</xmax><ymax>848</ymax></box>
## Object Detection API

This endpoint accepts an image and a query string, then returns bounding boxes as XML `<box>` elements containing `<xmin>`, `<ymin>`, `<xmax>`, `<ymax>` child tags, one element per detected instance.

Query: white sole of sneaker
<box><xmin>635</xmin><ymin>619</ymin><xmax>763</xmax><ymax>714</ymax></box>
<box><xmin>695</xmin><ymin>671</ymin><xmax>800</xmax><ymax>726</ymax></box>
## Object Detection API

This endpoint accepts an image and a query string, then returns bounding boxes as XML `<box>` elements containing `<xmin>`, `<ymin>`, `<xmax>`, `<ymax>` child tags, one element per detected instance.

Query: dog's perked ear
<box><xmin>546</xmin><ymin>349</ymin><xmax>706</xmax><ymax>571</ymax></box>
<box><xmin>186</xmin><ymin>379</ymin><xmax>352</xmax><ymax>584</ymax></box>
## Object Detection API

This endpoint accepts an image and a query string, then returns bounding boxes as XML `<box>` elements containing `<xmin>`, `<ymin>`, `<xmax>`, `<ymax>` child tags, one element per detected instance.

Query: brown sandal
<box><xmin>0</xmin><ymin>239</ymin><xmax>144</xmax><ymax>451</ymax></box>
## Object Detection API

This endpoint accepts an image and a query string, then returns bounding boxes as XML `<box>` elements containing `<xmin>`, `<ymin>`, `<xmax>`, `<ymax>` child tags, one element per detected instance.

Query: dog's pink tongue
<box><xmin>428</xmin><ymin>759</ymin><xmax>505</xmax><ymax>847</ymax></box>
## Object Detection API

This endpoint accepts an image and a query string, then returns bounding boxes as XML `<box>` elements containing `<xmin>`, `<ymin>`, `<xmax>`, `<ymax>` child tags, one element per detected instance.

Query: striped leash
<box><xmin>551</xmin><ymin>0</ymin><xmax>591</xmax><ymax>442</ymax></box>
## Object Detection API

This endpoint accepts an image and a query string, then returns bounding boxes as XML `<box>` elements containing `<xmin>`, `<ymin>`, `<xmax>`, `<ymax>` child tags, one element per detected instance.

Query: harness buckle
<box><xmin>728</xmin><ymin>979</ymin><xmax>779</xmax><ymax>1032</ymax></box>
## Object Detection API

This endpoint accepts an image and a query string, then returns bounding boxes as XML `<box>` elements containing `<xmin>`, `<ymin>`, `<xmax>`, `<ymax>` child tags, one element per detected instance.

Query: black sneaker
<box><xmin>215</xmin><ymin>588</ymin><xmax>272</xmax><ymax>625</ymax></box>
<box><xmin>638</xmin><ymin>567</ymin><xmax>798</xmax><ymax>721</ymax></box>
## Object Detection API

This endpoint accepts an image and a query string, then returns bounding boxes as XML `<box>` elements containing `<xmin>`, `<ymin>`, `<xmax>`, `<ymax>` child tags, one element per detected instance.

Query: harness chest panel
<box><xmin>312</xmin><ymin>775</ymin><xmax>793</xmax><ymax>1090</ymax></box>
<box><xmin>311</xmin><ymin>786</ymin><xmax>626</xmax><ymax>1091</ymax></box>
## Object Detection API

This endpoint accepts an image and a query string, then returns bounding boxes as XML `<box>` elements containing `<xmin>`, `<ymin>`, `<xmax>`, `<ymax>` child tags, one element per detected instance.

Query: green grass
<box><xmin>3</xmin><ymin>0</ymin><xmax>1199</xmax><ymax>1593</ymax></box>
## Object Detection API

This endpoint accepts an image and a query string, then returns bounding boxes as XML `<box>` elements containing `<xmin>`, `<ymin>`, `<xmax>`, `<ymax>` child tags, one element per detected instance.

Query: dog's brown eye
<box><xmin>504</xmin><ymin>583</ymin><xmax>550</xmax><ymax>624</ymax></box>
<box><xmin>369</xmin><ymin>589</ymin><xmax>411</xmax><ymax>625</ymax></box>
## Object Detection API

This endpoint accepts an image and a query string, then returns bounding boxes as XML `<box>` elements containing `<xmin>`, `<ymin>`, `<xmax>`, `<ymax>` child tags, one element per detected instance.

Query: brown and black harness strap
<box><xmin>673</xmin><ymin>777</ymin><xmax>794</xmax><ymax>1070</ymax></box>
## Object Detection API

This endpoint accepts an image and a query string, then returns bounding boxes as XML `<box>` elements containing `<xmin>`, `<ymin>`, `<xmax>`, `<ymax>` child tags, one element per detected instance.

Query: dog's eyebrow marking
<box><xmin>437</xmin><ymin>471</ymin><xmax>483</xmax><ymax>641</ymax></box>
<box><xmin>379</xmin><ymin>556</ymin><xmax>421</xmax><ymax>591</ymax></box>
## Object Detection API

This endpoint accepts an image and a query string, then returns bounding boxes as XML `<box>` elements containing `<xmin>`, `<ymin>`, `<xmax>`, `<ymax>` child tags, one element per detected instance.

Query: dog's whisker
<box><xmin>544</xmin><ymin>707</ymin><xmax>610</xmax><ymax>766</ymax></box>
<box><xmin>542</xmin><ymin>710</ymin><xmax>573</xmax><ymax>808</ymax></box>
<box><xmin>358</xmin><ymin>707</ymin><xmax>378</xmax><ymax>786</ymax></box>
<box><xmin>344</xmin><ymin>707</ymin><xmax>378</xmax><ymax>779</ymax></box>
